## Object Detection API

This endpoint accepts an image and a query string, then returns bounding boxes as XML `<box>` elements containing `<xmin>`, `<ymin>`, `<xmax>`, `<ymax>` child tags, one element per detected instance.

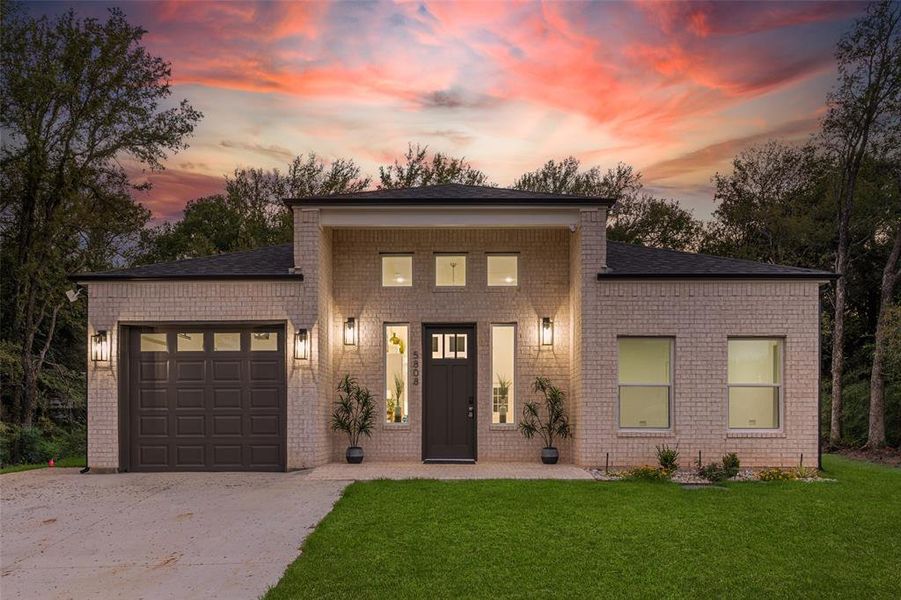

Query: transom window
<box><xmin>618</xmin><ymin>337</ymin><xmax>673</xmax><ymax>429</ymax></box>
<box><xmin>431</xmin><ymin>333</ymin><xmax>468</xmax><ymax>359</ymax></box>
<box><xmin>385</xmin><ymin>325</ymin><xmax>409</xmax><ymax>424</ymax></box>
<box><xmin>487</xmin><ymin>255</ymin><xmax>518</xmax><ymax>286</ymax></box>
<box><xmin>435</xmin><ymin>255</ymin><xmax>466</xmax><ymax>286</ymax></box>
<box><xmin>491</xmin><ymin>325</ymin><xmax>515</xmax><ymax>424</ymax></box>
<box><xmin>728</xmin><ymin>338</ymin><xmax>782</xmax><ymax>429</ymax></box>
<box><xmin>382</xmin><ymin>255</ymin><xmax>413</xmax><ymax>287</ymax></box>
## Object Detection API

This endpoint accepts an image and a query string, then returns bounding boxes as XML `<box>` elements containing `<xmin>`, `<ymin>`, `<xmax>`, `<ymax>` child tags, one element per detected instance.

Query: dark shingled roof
<box><xmin>72</xmin><ymin>240</ymin><xmax>836</xmax><ymax>282</ymax></box>
<box><xmin>71</xmin><ymin>244</ymin><xmax>298</xmax><ymax>282</ymax></box>
<box><xmin>285</xmin><ymin>183</ymin><xmax>614</xmax><ymax>206</ymax></box>
<box><xmin>599</xmin><ymin>241</ymin><xmax>836</xmax><ymax>280</ymax></box>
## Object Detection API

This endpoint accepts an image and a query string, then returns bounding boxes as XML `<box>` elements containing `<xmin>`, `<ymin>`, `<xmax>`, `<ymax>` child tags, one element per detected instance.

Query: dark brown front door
<box><xmin>125</xmin><ymin>324</ymin><xmax>286</xmax><ymax>471</ymax></box>
<box><xmin>422</xmin><ymin>325</ymin><xmax>476</xmax><ymax>462</ymax></box>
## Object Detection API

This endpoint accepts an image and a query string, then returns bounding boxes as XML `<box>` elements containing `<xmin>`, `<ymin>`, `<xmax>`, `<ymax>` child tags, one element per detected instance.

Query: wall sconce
<box><xmin>343</xmin><ymin>317</ymin><xmax>357</xmax><ymax>346</ymax></box>
<box><xmin>540</xmin><ymin>318</ymin><xmax>554</xmax><ymax>347</ymax></box>
<box><xmin>294</xmin><ymin>329</ymin><xmax>309</xmax><ymax>360</ymax></box>
<box><xmin>91</xmin><ymin>330</ymin><xmax>110</xmax><ymax>362</ymax></box>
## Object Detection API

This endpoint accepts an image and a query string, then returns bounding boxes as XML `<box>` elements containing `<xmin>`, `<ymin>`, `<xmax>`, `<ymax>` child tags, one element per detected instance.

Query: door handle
<box><xmin>467</xmin><ymin>406</ymin><xmax>474</xmax><ymax>418</ymax></box>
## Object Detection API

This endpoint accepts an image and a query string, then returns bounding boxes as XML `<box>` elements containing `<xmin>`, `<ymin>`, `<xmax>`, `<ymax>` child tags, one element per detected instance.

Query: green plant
<box><xmin>519</xmin><ymin>377</ymin><xmax>572</xmax><ymax>448</ymax></box>
<box><xmin>655</xmin><ymin>444</ymin><xmax>680</xmax><ymax>473</ymax></box>
<box><xmin>493</xmin><ymin>375</ymin><xmax>511</xmax><ymax>420</ymax></box>
<box><xmin>390</xmin><ymin>373</ymin><xmax>405</xmax><ymax>421</ymax></box>
<box><xmin>621</xmin><ymin>465</ymin><xmax>672</xmax><ymax>482</ymax></box>
<box><xmin>758</xmin><ymin>467</ymin><xmax>797</xmax><ymax>481</ymax></box>
<box><xmin>389</xmin><ymin>332</ymin><xmax>405</xmax><ymax>354</ymax></box>
<box><xmin>331</xmin><ymin>375</ymin><xmax>375</xmax><ymax>447</ymax></box>
<box><xmin>722</xmin><ymin>452</ymin><xmax>741</xmax><ymax>478</ymax></box>
<box><xmin>699</xmin><ymin>462</ymin><xmax>729</xmax><ymax>482</ymax></box>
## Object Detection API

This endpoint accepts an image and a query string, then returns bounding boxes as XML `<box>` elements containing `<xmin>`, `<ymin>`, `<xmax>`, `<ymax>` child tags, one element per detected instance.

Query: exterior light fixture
<box><xmin>343</xmin><ymin>317</ymin><xmax>357</xmax><ymax>346</ymax></box>
<box><xmin>91</xmin><ymin>330</ymin><xmax>110</xmax><ymax>362</ymax></box>
<box><xmin>294</xmin><ymin>329</ymin><xmax>309</xmax><ymax>360</ymax></box>
<box><xmin>540</xmin><ymin>318</ymin><xmax>554</xmax><ymax>347</ymax></box>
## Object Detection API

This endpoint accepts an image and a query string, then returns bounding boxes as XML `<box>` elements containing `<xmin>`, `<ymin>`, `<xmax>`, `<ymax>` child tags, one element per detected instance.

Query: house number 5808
<box><xmin>412</xmin><ymin>350</ymin><xmax>420</xmax><ymax>386</ymax></box>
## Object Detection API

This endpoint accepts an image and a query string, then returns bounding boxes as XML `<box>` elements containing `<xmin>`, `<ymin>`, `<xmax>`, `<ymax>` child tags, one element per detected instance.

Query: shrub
<box><xmin>758</xmin><ymin>467</ymin><xmax>796</xmax><ymax>481</ymax></box>
<box><xmin>621</xmin><ymin>465</ymin><xmax>672</xmax><ymax>482</ymax></box>
<box><xmin>722</xmin><ymin>452</ymin><xmax>740</xmax><ymax>478</ymax></box>
<box><xmin>330</xmin><ymin>375</ymin><xmax>375</xmax><ymax>447</ymax></box>
<box><xmin>655</xmin><ymin>444</ymin><xmax>679</xmax><ymax>473</ymax></box>
<box><xmin>519</xmin><ymin>377</ymin><xmax>572</xmax><ymax>448</ymax></box>
<box><xmin>699</xmin><ymin>462</ymin><xmax>729</xmax><ymax>482</ymax></box>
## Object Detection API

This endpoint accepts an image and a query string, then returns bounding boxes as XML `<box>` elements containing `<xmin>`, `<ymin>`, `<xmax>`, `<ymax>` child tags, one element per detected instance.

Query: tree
<box><xmin>378</xmin><ymin>143</ymin><xmax>492</xmax><ymax>188</ymax></box>
<box><xmin>701</xmin><ymin>142</ymin><xmax>835</xmax><ymax>268</ymax></box>
<box><xmin>822</xmin><ymin>0</ymin><xmax>900</xmax><ymax>446</ymax></box>
<box><xmin>139</xmin><ymin>153</ymin><xmax>370</xmax><ymax>263</ymax></box>
<box><xmin>0</xmin><ymin>5</ymin><xmax>201</xmax><ymax>426</ymax></box>
<box><xmin>513</xmin><ymin>157</ymin><xmax>701</xmax><ymax>250</ymax></box>
<box><xmin>867</xmin><ymin>164</ymin><xmax>901</xmax><ymax>448</ymax></box>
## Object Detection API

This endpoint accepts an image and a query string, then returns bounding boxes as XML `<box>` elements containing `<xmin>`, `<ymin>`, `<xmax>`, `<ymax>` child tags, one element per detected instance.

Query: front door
<box><xmin>422</xmin><ymin>325</ymin><xmax>477</xmax><ymax>462</ymax></box>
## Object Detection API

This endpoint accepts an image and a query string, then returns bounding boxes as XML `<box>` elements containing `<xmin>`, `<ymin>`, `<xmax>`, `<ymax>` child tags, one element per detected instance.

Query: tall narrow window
<box><xmin>435</xmin><ymin>255</ymin><xmax>466</xmax><ymax>286</ymax></box>
<box><xmin>487</xmin><ymin>255</ymin><xmax>518</xmax><ymax>286</ymax></box>
<box><xmin>385</xmin><ymin>325</ymin><xmax>409</xmax><ymax>424</ymax></box>
<box><xmin>618</xmin><ymin>338</ymin><xmax>672</xmax><ymax>429</ymax></box>
<box><xmin>382</xmin><ymin>255</ymin><xmax>413</xmax><ymax>287</ymax></box>
<box><xmin>491</xmin><ymin>325</ymin><xmax>515</xmax><ymax>424</ymax></box>
<box><xmin>728</xmin><ymin>339</ymin><xmax>782</xmax><ymax>429</ymax></box>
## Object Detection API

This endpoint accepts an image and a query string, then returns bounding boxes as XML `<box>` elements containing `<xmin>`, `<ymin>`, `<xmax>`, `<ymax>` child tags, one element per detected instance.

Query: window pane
<box><xmin>250</xmin><ymin>332</ymin><xmax>278</xmax><ymax>351</ymax></box>
<box><xmin>618</xmin><ymin>338</ymin><xmax>671</xmax><ymax>384</ymax></box>
<box><xmin>177</xmin><ymin>333</ymin><xmax>203</xmax><ymax>352</ymax></box>
<box><xmin>491</xmin><ymin>325</ymin><xmax>515</xmax><ymax>424</ymax></box>
<box><xmin>487</xmin><ymin>256</ymin><xmax>518</xmax><ymax>286</ymax></box>
<box><xmin>382</xmin><ymin>255</ymin><xmax>413</xmax><ymax>287</ymax></box>
<box><xmin>619</xmin><ymin>386</ymin><xmax>670</xmax><ymax>428</ymax></box>
<box><xmin>385</xmin><ymin>325</ymin><xmax>408</xmax><ymax>423</ymax></box>
<box><xmin>435</xmin><ymin>255</ymin><xmax>466</xmax><ymax>286</ymax></box>
<box><xmin>728</xmin><ymin>339</ymin><xmax>781</xmax><ymax>384</ymax></box>
<box><xmin>214</xmin><ymin>333</ymin><xmax>241</xmax><ymax>351</ymax></box>
<box><xmin>431</xmin><ymin>334</ymin><xmax>443</xmax><ymax>359</ymax></box>
<box><xmin>140</xmin><ymin>333</ymin><xmax>168</xmax><ymax>352</ymax></box>
<box><xmin>729</xmin><ymin>387</ymin><xmax>780</xmax><ymax>429</ymax></box>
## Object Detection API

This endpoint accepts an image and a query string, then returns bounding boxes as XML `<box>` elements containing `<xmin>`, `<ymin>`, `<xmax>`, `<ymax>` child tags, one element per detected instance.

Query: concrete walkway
<box><xmin>1</xmin><ymin>468</ymin><xmax>346</xmax><ymax>600</ymax></box>
<box><xmin>305</xmin><ymin>461</ymin><xmax>594</xmax><ymax>481</ymax></box>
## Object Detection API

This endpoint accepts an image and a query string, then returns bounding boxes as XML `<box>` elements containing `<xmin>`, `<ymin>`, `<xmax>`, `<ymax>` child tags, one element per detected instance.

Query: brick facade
<box><xmin>84</xmin><ymin>206</ymin><xmax>822</xmax><ymax>470</ymax></box>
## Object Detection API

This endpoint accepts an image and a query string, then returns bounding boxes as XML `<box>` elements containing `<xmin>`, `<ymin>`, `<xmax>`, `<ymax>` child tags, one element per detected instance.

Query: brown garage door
<box><xmin>126</xmin><ymin>324</ymin><xmax>286</xmax><ymax>471</ymax></box>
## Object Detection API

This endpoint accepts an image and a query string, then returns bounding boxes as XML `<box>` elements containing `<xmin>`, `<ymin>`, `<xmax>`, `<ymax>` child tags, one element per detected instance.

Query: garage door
<box><xmin>126</xmin><ymin>324</ymin><xmax>286</xmax><ymax>471</ymax></box>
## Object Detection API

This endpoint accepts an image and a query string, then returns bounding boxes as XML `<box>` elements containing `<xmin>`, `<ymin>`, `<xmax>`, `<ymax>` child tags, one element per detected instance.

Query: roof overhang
<box><xmin>302</xmin><ymin>204</ymin><xmax>599</xmax><ymax>228</ymax></box>
<box><xmin>70</xmin><ymin>273</ymin><xmax>303</xmax><ymax>283</ymax></box>
<box><xmin>597</xmin><ymin>273</ymin><xmax>839</xmax><ymax>281</ymax></box>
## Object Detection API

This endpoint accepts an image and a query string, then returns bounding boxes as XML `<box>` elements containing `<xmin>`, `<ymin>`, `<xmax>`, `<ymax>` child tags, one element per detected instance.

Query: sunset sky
<box><xmin>29</xmin><ymin>1</ymin><xmax>867</xmax><ymax>219</ymax></box>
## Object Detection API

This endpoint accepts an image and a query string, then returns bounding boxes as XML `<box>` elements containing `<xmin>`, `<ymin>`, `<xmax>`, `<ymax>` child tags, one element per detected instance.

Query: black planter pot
<box><xmin>541</xmin><ymin>447</ymin><xmax>559</xmax><ymax>464</ymax></box>
<box><xmin>346</xmin><ymin>446</ymin><xmax>364</xmax><ymax>464</ymax></box>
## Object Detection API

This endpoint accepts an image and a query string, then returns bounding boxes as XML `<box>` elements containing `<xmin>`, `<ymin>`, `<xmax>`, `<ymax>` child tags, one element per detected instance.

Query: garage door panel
<box><xmin>250</xmin><ymin>415</ymin><xmax>280</xmax><ymax>435</ymax></box>
<box><xmin>176</xmin><ymin>389</ymin><xmax>204</xmax><ymax>408</ymax></box>
<box><xmin>176</xmin><ymin>415</ymin><xmax>205</xmax><ymax>436</ymax></box>
<box><xmin>128</xmin><ymin>324</ymin><xmax>285</xmax><ymax>472</ymax></box>
<box><xmin>212</xmin><ymin>360</ymin><xmax>242</xmax><ymax>381</ymax></box>
<box><xmin>139</xmin><ymin>361</ymin><xmax>168</xmax><ymax>382</ymax></box>
<box><xmin>139</xmin><ymin>388</ymin><xmax>168</xmax><ymax>409</ymax></box>
<box><xmin>139</xmin><ymin>415</ymin><xmax>168</xmax><ymax>436</ymax></box>
<box><xmin>175</xmin><ymin>360</ymin><xmax>206</xmax><ymax>381</ymax></box>
<box><xmin>213</xmin><ymin>388</ymin><xmax>242</xmax><ymax>408</ymax></box>
<box><xmin>250</xmin><ymin>361</ymin><xmax>280</xmax><ymax>382</ymax></box>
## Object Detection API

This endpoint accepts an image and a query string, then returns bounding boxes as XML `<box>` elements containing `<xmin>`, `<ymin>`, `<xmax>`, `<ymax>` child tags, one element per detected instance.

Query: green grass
<box><xmin>266</xmin><ymin>455</ymin><xmax>900</xmax><ymax>599</ymax></box>
<box><xmin>0</xmin><ymin>455</ymin><xmax>86</xmax><ymax>474</ymax></box>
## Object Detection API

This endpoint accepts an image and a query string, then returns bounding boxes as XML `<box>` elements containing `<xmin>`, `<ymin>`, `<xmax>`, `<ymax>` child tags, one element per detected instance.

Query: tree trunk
<box><xmin>829</xmin><ymin>181</ymin><xmax>853</xmax><ymax>447</ymax></box>
<box><xmin>867</xmin><ymin>226</ymin><xmax>901</xmax><ymax>448</ymax></box>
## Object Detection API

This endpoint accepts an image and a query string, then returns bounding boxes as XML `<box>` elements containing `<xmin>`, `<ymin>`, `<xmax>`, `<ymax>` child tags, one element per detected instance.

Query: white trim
<box><xmin>616</xmin><ymin>337</ymin><xmax>675</xmax><ymax>431</ymax></box>
<box><xmin>318</xmin><ymin>207</ymin><xmax>583</xmax><ymax>228</ymax></box>
<box><xmin>726</xmin><ymin>337</ymin><xmax>785</xmax><ymax>432</ymax></box>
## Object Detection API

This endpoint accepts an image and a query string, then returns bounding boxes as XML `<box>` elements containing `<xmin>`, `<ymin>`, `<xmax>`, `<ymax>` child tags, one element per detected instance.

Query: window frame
<box><xmin>726</xmin><ymin>337</ymin><xmax>784</xmax><ymax>432</ymax></box>
<box><xmin>433</xmin><ymin>253</ymin><xmax>468</xmax><ymax>288</ymax></box>
<box><xmin>380</xmin><ymin>253</ymin><xmax>414</xmax><ymax>288</ymax></box>
<box><xmin>384</xmin><ymin>323</ymin><xmax>410</xmax><ymax>428</ymax></box>
<box><xmin>486</xmin><ymin>253</ymin><xmax>519</xmax><ymax>288</ymax></box>
<box><xmin>616</xmin><ymin>336</ymin><xmax>674</xmax><ymax>431</ymax></box>
<box><xmin>489</xmin><ymin>323</ymin><xmax>517</xmax><ymax>427</ymax></box>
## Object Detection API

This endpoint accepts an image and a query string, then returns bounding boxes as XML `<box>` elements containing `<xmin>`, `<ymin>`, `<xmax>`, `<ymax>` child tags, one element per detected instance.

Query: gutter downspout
<box><xmin>80</xmin><ymin>287</ymin><xmax>90</xmax><ymax>474</ymax></box>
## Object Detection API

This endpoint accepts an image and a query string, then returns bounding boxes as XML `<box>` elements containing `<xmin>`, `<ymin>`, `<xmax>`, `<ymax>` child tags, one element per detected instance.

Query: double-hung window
<box><xmin>617</xmin><ymin>337</ymin><xmax>673</xmax><ymax>429</ymax></box>
<box><xmin>728</xmin><ymin>338</ymin><xmax>782</xmax><ymax>429</ymax></box>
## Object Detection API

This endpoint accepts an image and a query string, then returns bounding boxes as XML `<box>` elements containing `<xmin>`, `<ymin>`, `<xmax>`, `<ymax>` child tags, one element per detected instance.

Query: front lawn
<box><xmin>266</xmin><ymin>455</ymin><xmax>900</xmax><ymax>599</ymax></box>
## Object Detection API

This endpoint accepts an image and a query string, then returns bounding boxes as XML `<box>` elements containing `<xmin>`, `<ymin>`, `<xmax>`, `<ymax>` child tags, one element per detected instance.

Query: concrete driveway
<box><xmin>1</xmin><ymin>468</ymin><xmax>347</xmax><ymax>600</ymax></box>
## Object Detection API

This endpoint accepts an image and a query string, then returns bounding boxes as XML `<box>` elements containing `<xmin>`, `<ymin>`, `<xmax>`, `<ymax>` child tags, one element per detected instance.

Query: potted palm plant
<box><xmin>331</xmin><ymin>375</ymin><xmax>374</xmax><ymax>463</ymax></box>
<box><xmin>519</xmin><ymin>376</ymin><xmax>572</xmax><ymax>464</ymax></box>
<box><xmin>493</xmin><ymin>374</ymin><xmax>511</xmax><ymax>424</ymax></box>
